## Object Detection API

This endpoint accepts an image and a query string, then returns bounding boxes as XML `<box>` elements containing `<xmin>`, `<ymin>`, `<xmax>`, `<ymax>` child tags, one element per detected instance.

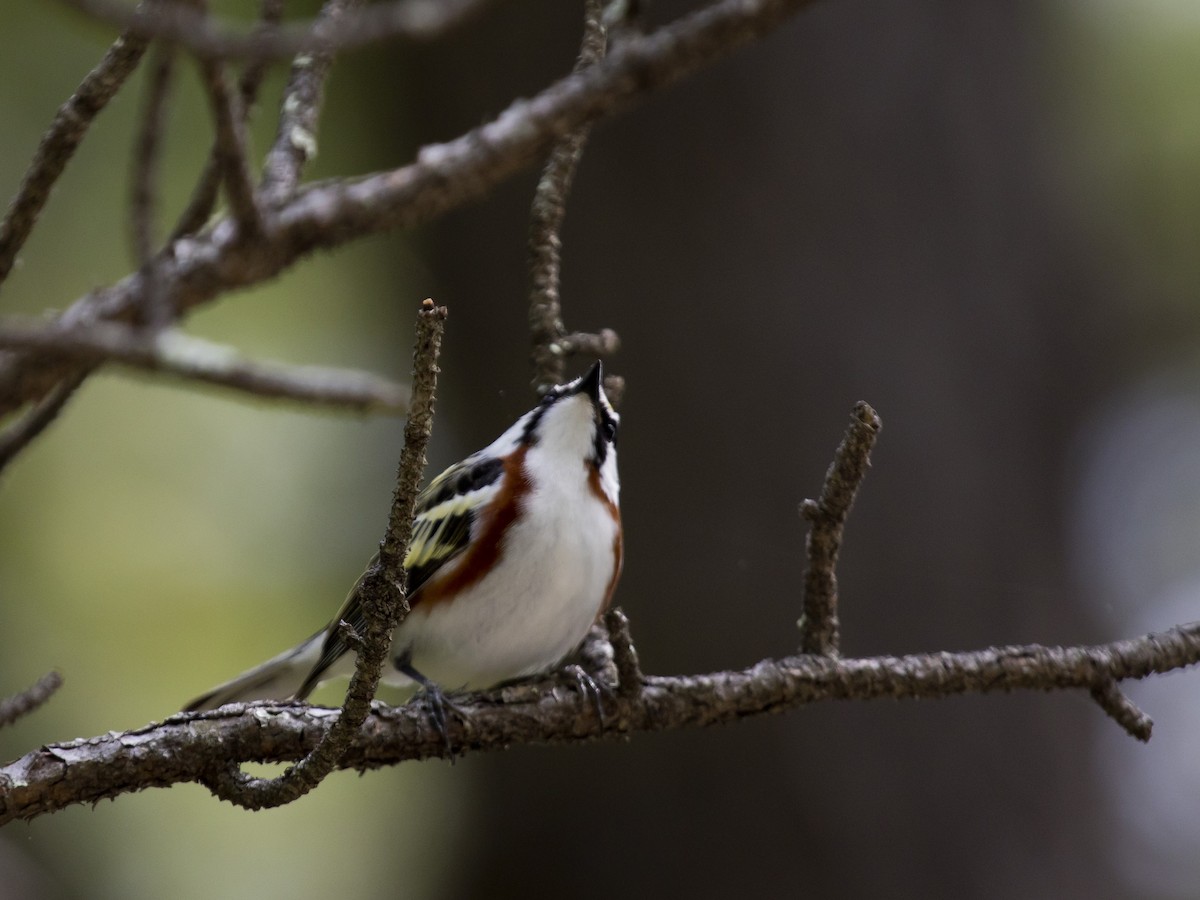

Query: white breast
<box><xmin>388</xmin><ymin>448</ymin><xmax>619</xmax><ymax>690</ymax></box>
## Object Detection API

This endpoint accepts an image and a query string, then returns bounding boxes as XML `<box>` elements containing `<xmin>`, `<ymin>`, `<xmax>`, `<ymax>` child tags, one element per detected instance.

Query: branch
<box><xmin>799</xmin><ymin>402</ymin><xmax>881</xmax><ymax>656</ymax></box>
<box><xmin>604</xmin><ymin>607</ymin><xmax>643</xmax><ymax>699</ymax></box>
<box><xmin>0</xmin><ymin>370</ymin><xmax>91</xmax><ymax>473</ymax></box>
<box><xmin>196</xmin><ymin>58</ymin><xmax>265</xmax><ymax>240</ymax></box>
<box><xmin>259</xmin><ymin>0</ymin><xmax>365</xmax><ymax>205</ymax></box>
<box><xmin>0</xmin><ymin>0</ymin><xmax>822</xmax><ymax>418</ymax></box>
<box><xmin>59</xmin><ymin>0</ymin><xmax>492</xmax><ymax>62</ymax></box>
<box><xmin>0</xmin><ymin>672</ymin><xmax>63</xmax><ymax>729</ymax></box>
<box><xmin>0</xmin><ymin>320</ymin><xmax>409</xmax><ymax>413</ymax></box>
<box><xmin>201</xmin><ymin>299</ymin><xmax>444</xmax><ymax>810</ymax></box>
<box><xmin>1089</xmin><ymin>677</ymin><xmax>1153</xmax><ymax>742</ymax></box>
<box><xmin>4</xmin><ymin>623</ymin><xmax>1197</xmax><ymax>824</ymax></box>
<box><xmin>130</xmin><ymin>43</ymin><xmax>176</xmax><ymax>267</ymax></box>
<box><xmin>528</xmin><ymin>0</ymin><xmax>613</xmax><ymax>392</ymax></box>
<box><xmin>170</xmin><ymin>0</ymin><xmax>285</xmax><ymax>241</ymax></box>
<box><xmin>0</xmin><ymin>30</ymin><xmax>150</xmax><ymax>287</ymax></box>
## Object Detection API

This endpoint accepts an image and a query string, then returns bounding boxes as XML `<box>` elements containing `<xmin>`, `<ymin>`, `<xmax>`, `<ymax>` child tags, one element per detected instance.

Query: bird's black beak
<box><xmin>576</xmin><ymin>360</ymin><xmax>604</xmax><ymax>403</ymax></box>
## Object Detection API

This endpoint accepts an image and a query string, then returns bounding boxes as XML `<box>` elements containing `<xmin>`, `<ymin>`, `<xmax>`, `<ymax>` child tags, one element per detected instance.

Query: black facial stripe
<box><xmin>592</xmin><ymin>407</ymin><xmax>618</xmax><ymax>468</ymax></box>
<box><xmin>521</xmin><ymin>403</ymin><xmax>549</xmax><ymax>445</ymax></box>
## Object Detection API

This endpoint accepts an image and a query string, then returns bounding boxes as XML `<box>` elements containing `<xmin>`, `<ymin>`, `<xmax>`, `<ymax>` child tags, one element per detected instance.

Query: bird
<box><xmin>185</xmin><ymin>360</ymin><xmax>622</xmax><ymax>713</ymax></box>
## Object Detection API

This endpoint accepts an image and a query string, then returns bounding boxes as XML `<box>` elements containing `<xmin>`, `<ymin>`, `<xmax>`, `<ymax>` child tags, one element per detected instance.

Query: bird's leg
<box><xmin>397</xmin><ymin>661</ymin><xmax>467</xmax><ymax>757</ymax></box>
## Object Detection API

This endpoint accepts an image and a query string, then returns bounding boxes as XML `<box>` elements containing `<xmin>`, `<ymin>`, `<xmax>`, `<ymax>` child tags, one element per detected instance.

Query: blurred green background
<box><xmin>3</xmin><ymin>1</ymin><xmax>1200</xmax><ymax>898</ymax></box>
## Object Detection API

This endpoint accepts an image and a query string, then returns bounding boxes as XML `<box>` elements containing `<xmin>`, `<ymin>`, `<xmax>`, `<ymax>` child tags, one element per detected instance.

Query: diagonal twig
<box><xmin>0</xmin><ymin>370</ymin><xmax>91</xmax><ymax>474</ymax></box>
<box><xmin>196</xmin><ymin>59</ymin><xmax>265</xmax><ymax>240</ymax></box>
<box><xmin>0</xmin><ymin>31</ymin><xmax>151</xmax><ymax>288</ymax></box>
<box><xmin>170</xmin><ymin>0</ymin><xmax>285</xmax><ymax>241</ymax></box>
<box><xmin>799</xmin><ymin>402</ymin><xmax>881</xmax><ymax>656</ymax></box>
<box><xmin>1089</xmin><ymin>677</ymin><xmax>1153</xmax><ymax>742</ymax></box>
<box><xmin>200</xmin><ymin>299</ymin><xmax>445</xmax><ymax>810</ymax></box>
<box><xmin>131</xmin><ymin>43</ymin><xmax>177</xmax><ymax>267</ymax></box>
<box><xmin>0</xmin><ymin>672</ymin><xmax>64</xmax><ymax>729</ymax></box>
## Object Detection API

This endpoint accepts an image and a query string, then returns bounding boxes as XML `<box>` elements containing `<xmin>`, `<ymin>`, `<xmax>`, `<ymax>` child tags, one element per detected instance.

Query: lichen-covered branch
<box><xmin>259</xmin><ymin>0</ymin><xmax>365</xmax><ymax>205</ymax></box>
<box><xmin>4</xmin><ymin>622</ymin><xmax>1197</xmax><ymax>824</ymax></box>
<box><xmin>0</xmin><ymin>0</ymin><xmax>823</xmax><ymax>420</ymax></box>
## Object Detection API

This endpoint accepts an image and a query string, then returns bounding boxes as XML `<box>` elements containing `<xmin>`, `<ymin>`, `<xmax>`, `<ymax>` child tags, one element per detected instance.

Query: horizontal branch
<box><xmin>60</xmin><ymin>0</ymin><xmax>491</xmax><ymax>61</ymax></box>
<box><xmin>0</xmin><ymin>320</ymin><xmax>409</xmax><ymax>412</ymax></box>
<box><xmin>0</xmin><ymin>0</ymin><xmax>820</xmax><ymax>417</ymax></box>
<box><xmin>3</xmin><ymin>621</ymin><xmax>1197</xmax><ymax>824</ymax></box>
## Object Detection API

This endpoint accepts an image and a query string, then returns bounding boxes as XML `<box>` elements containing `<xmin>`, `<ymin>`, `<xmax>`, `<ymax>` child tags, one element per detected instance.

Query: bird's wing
<box><xmin>295</xmin><ymin>454</ymin><xmax>507</xmax><ymax>697</ymax></box>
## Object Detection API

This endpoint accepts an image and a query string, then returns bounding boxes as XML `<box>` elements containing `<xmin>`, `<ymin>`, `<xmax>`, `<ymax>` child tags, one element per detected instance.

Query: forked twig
<box><xmin>799</xmin><ymin>402</ymin><xmax>881</xmax><ymax>656</ymax></box>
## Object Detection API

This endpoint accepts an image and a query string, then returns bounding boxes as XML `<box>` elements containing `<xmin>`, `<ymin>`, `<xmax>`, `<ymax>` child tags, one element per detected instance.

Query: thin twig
<box><xmin>0</xmin><ymin>320</ymin><xmax>409</xmax><ymax>412</ymax></box>
<box><xmin>0</xmin><ymin>672</ymin><xmax>64</xmax><ymax>729</ymax></box>
<box><xmin>1089</xmin><ymin>677</ymin><xmax>1153</xmax><ymax>742</ymax></box>
<box><xmin>604</xmin><ymin>607</ymin><xmax>643</xmax><ymax>699</ymax></box>
<box><xmin>0</xmin><ymin>0</ymin><xmax>827</xmax><ymax>416</ymax></box>
<box><xmin>169</xmin><ymin>0</ymin><xmax>284</xmax><ymax>241</ymax></box>
<box><xmin>239</xmin><ymin>0</ymin><xmax>286</xmax><ymax>105</ymax></box>
<box><xmin>259</xmin><ymin>0</ymin><xmax>366</xmax><ymax>205</ymax></box>
<box><xmin>59</xmin><ymin>0</ymin><xmax>492</xmax><ymax>62</ymax></box>
<box><xmin>200</xmin><ymin>299</ymin><xmax>445</xmax><ymax>810</ymax></box>
<box><xmin>196</xmin><ymin>59</ymin><xmax>264</xmax><ymax>240</ymax></box>
<box><xmin>169</xmin><ymin>157</ymin><xmax>223</xmax><ymax>241</ymax></box>
<box><xmin>6</xmin><ymin>622</ymin><xmax>1200</xmax><ymax>823</ymax></box>
<box><xmin>0</xmin><ymin>370</ymin><xmax>91</xmax><ymax>474</ymax></box>
<box><xmin>528</xmin><ymin>0</ymin><xmax>611</xmax><ymax>391</ymax></box>
<box><xmin>131</xmin><ymin>43</ymin><xmax>176</xmax><ymax>267</ymax></box>
<box><xmin>799</xmin><ymin>402</ymin><xmax>881</xmax><ymax>657</ymax></box>
<box><xmin>131</xmin><ymin>42</ymin><xmax>180</xmax><ymax>333</ymax></box>
<box><xmin>0</xmin><ymin>31</ymin><xmax>151</xmax><ymax>287</ymax></box>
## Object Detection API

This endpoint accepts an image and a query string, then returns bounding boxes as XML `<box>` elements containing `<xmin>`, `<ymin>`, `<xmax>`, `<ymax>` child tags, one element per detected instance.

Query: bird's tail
<box><xmin>183</xmin><ymin>631</ymin><xmax>324</xmax><ymax>712</ymax></box>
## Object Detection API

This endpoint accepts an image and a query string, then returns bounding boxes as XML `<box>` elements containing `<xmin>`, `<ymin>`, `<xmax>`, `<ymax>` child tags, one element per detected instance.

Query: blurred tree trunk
<box><xmin>399</xmin><ymin>1</ymin><xmax>1111</xmax><ymax>896</ymax></box>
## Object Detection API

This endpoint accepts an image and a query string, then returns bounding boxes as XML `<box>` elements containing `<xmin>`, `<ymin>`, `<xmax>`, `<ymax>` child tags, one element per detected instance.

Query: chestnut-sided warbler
<box><xmin>185</xmin><ymin>361</ymin><xmax>622</xmax><ymax>712</ymax></box>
